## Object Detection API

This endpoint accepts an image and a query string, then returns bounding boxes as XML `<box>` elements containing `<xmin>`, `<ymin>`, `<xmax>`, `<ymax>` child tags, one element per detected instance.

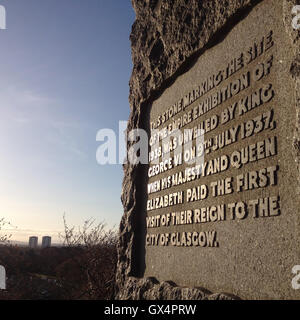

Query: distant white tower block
<box><xmin>42</xmin><ymin>236</ymin><xmax>51</xmax><ymax>248</ymax></box>
<box><xmin>0</xmin><ymin>265</ymin><xmax>5</xmax><ymax>290</ymax></box>
<box><xmin>29</xmin><ymin>236</ymin><xmax>38</xmax><ymax>249</ymax></box>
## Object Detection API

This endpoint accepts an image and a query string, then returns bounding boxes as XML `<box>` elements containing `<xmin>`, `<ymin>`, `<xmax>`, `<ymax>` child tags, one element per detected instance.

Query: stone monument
<box><xmin>117</xmin><ymin>0</ymin><xmax>300</xmax><ymax>300</ymax></box>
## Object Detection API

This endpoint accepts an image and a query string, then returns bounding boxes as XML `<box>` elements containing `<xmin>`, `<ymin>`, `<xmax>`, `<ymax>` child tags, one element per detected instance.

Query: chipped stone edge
<box><xmin>283</xmin><ymin>0</ymin><xmax>300</xmax><ymax>192</ymax></box>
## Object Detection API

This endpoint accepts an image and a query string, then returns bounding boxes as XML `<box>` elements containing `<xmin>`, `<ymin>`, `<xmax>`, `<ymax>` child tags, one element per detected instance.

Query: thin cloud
<box><xmin>0</xmin><ymin>85</ymin><xmax>54</xmax><ymax>109</ymax></box>
<box><xmin>1</xmin><ymin>228</ymin><xmax>62</xmax><ymax>243</ymax></box>
<box><xmin>13</xmin><ymin>117</ymin><xmax>31</xmax><ymax>124</ymax></box>
<box><xmin>0</xmin><ymin>85</ymin><xmax>88</xmax><ymax>160</ymax></box>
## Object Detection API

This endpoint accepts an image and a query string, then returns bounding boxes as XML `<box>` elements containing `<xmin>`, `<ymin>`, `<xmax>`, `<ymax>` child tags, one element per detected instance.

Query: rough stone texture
<box><xmin>283</xmin><ymin>0</ymin><xmax>300</xmax><ymax>192</ymax></box>
<box><xmin>118</xmin><ymin>277</ymin><xmax>238</xmax><ymax>300</ymax></box>
<box><xmin>129</xmin><ymin>0</ymin><xmax>264</xmax><ymax>111</ymax></box>
<box><xmin>116</xmin><ymin>0</ymin><xmax>300</xmax><ymax>300</ymax></box>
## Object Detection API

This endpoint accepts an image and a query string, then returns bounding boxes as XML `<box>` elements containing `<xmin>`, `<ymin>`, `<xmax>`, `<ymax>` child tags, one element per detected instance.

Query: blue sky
<box><xmin>0</xmin><ymin>0</ymin><xmax>135</xmax><ymax>242</ymax></box>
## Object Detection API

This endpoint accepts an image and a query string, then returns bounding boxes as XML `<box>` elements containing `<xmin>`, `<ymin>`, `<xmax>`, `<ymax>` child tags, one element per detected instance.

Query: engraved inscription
<box><xmin>146</xmin><ymin>30</ymin><xmax>281</xmax><ymax>247</ymax></box>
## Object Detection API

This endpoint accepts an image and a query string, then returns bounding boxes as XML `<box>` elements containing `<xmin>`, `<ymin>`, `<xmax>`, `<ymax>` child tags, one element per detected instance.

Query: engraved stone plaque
<box><xmin>117</xmin><ymin>0</ymin><xmax>300</xmax><ymax>300</ymax></box>
<box><xmin>144</xmin><ymin>1</ymin><xmax>299</xmax><ymax>299</ymax></box>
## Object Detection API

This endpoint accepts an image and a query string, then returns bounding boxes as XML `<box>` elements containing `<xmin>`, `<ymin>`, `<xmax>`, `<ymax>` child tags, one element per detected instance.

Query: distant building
<box><xmin>41</xmin><ymin>236</ymin><xmax>51</xmax><ymax>248</ymax></box>
<box><xmin>29</xmin><ymin>236</ymin><xmax>38</xmax><ymax>249</ymax></box>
